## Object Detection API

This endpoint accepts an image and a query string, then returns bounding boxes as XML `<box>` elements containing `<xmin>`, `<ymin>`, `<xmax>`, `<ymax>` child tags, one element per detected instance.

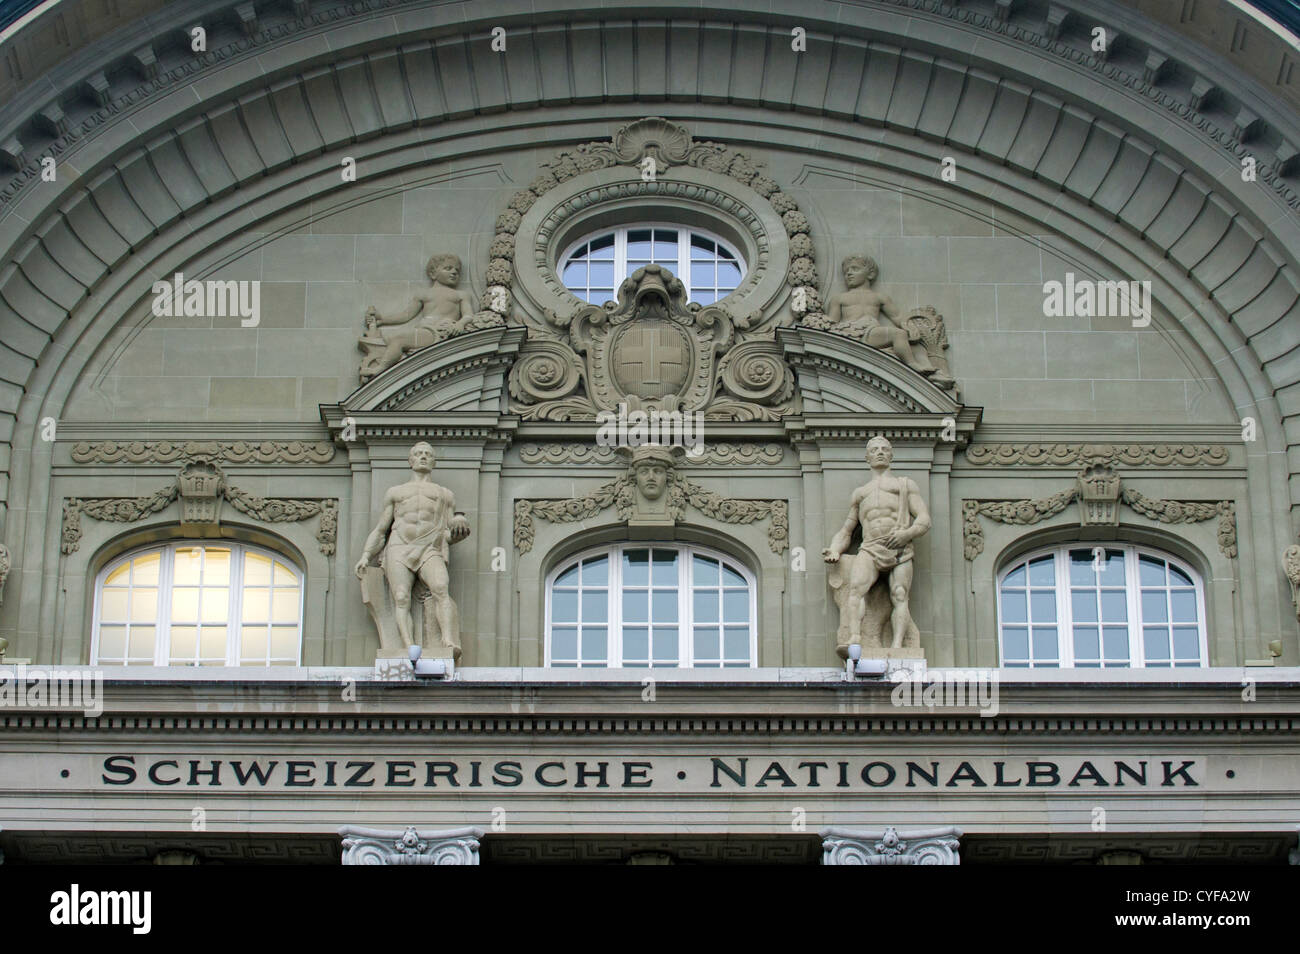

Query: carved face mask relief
<box><xmin>635</xmin><ymin>464</ymin><xmax>668</xmax><ymax>500</ymax></box>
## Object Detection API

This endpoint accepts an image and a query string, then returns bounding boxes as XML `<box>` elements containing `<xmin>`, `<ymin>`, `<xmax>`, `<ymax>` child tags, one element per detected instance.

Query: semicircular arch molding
<box><xmin>1</xmin><ymin>5</ymin><xmax>1299</xmax><ymax>637</ymax></box>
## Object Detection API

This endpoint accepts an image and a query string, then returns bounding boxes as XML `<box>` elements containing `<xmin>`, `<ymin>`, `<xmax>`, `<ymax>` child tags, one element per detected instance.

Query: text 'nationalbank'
<box><xmin>98</xmin><ymin>756</ymin><xmax>1200</xmax><ymax>791</ymax></box>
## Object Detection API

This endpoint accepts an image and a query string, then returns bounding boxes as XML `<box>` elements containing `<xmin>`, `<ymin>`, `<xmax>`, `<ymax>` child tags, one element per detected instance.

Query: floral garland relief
<box><xmin>61</xmin><ymin>459</ymin><xmax>338</xmax><ymax>555</ymax></box>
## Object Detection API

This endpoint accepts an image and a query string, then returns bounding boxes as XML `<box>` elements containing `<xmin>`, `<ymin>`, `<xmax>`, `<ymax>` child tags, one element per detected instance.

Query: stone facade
<box><xmin>0</xmin><ymin>0</ymin><xmax>1297</xmax><ymax>865</ymax></box>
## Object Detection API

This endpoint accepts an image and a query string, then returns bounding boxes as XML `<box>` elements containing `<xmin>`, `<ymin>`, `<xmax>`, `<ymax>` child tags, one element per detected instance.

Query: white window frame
<box><xmin>544</xmin><ymin>542</ymin><xmax>758</xmax><ymax>669</ymax></box>
<box><xmin>558</xmin><ymin>224</ymin><xmax>747</xmax><ymax>304</ymax></box>
<box><xmin>995</xmin><ymin>543</ymin><xmax>1208</xmax><ymax>669</ymax></box>
<box><xmin>91</xmin><ymin>542</ymin><xmax>305</xmax><ymax>667</ymax></box>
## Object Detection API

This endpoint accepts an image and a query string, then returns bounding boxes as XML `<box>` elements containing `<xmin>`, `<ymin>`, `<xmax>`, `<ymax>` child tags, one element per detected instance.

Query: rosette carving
<box><xmin>717</xmin><ymin>339</ymin><xmax>795</xmax><ymax>405</ymax></box>
<box><xmin>507</xmin><ymin>339</ymin><xmax>583</xmax><ymax>405</ymax></box>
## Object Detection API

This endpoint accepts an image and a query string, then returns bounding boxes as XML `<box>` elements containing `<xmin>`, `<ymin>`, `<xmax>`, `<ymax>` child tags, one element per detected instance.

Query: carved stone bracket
<box><xmin>70</xmin><ymin>439</ymin><xmax>335</xmax><ymax>465</ymax></box>
<box><xmin>964</xmin><ymin>443</ymin><xmax>1230</xmax><ymax>468</ymax></box>
<box><xmin>338</xmin><ymin>826</ymin><xmax>484</xmax><ymax>866</ymax></box>
<box><xmin>514</xmin><ymin>470</ymin><xmax>788</xmax><ymax>555</ymax></box>
<box><xmin>820</xmin><ymin>826</ymin><xmax>963</xmax><ymax>865</ymax></box>
<box><xmin>962</xmin><ymin>467</ymin><xmax>1237</xmax><ymax>560</ymax></box>
<box><xmin>60</xmin><ymin>459</ymin><xmax>338</xmax><ymax>555</ymax></box>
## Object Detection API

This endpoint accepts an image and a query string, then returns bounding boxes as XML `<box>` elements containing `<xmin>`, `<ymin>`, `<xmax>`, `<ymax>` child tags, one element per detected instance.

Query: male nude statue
<box><xmin>822</xmin><ymin>436</ymin><xmax>931</xmax><ymax>652</ymax></box>
<box><xmin>825</xmin><ymin>256</ymin><xmax>937</xmax><ymax>375</ymax></box>
<box><xmin>364</xmin><ymin>254</ymin><xmax>475</xmax><ymax>376</ymax></box>
<box><xmin>355</xmin><ymin>442</ymin><xmax>470</xmax><ymax>655</ymax></box>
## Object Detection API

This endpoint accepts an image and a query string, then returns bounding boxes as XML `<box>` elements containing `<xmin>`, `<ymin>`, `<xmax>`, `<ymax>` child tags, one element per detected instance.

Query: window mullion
<box><xmin>155</xmin><ymin>547</ymin><xmax>173</xmax><ymax>665</ymax></box>
<box><xmin>1197</xmin><ymin>574</ymin><xmax>1209</xmax><ymax>666</ymax></box>
<box><xmin>1056</xmin><ymin>549</ymin><xmax>1072</xmax><ymax>668</ymax></box>
<box><xmin>615</xmin><ymin>229</ymin><xmax>626</xmax><ymax>296</ymax></box>
<box><xmin>228</xmin><ymin>544</ymin><xmax>242</xmax><ymax>666</ymax></box>
<box><xmin>680</xmin><ymin>546</ymin><xmax>691</xmax><ymax>668</ymax></box>
<box><xmin>679</xmin><ymin>233</ymin><xmax>690</xmax><ymax>299</ymax></box>
<box><xmin>610</xmin><ymin>545</ymin><xmax>621</xmax><ymax>668</ymax></box>
<box><xmin>1126</xmin><ymin>548</ymin><xmax>1142</xmax><ymax>669</ymax></box>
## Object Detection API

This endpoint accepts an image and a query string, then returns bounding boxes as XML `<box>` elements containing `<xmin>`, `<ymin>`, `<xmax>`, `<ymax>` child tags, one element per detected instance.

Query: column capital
<box><xmin>820</xmin><ymin>825</ymin><xmax>962</xmax><ymax>865</ymax></box>
<box><xmin>339</xmin><ymin>825</ymin><xmax>485</xmax><ymax>865</ymax></box>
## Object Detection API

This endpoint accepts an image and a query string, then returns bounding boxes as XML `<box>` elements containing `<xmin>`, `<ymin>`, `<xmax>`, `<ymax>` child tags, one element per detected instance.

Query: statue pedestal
<box><xmin>373</xmin><ymin>645</ymin><xmax>456</xmax><ymax>680</ymax></box>
<box><xmin>842</xmin><ymin>645</ymin><xmax>926</xmax><ymax>676</ymax></box>
<box><xmin>877</xmin><ymin>648</ymin><xmax>926</xmax><ymax>675</ymax></box>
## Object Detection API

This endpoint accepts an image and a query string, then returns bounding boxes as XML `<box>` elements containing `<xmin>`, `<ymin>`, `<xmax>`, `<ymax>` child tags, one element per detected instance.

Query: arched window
<box><xmin>997</xmin><ymin>544</ymin><xmax>1206</xmax><ymax>668</ymax></box>
<box><xmin>546</xmin><ymin>544</ymin><xmax>756</xmax><ymax>668</ymax></box>
<box><xmin>559</xmin><ymin>225</ymin><xmax>745</xmax><ymax>305</ymax></box>
<box><xmin>93</xmin><ymin>542</ymin><xmax>303</xmax><ymax>666</ymax></box>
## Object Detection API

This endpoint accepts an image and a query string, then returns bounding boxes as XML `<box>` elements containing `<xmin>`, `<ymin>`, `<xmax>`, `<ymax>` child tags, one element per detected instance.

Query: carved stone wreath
<box><xmin>488</xmin><ymin>117</ymin><xmax>817</xmax><ymax>309</ymax></box>
<box><xmin>514</xmin><ymin>472</ymin><xmax>788</xmax><ymax>555</ymax></box>
<box><xmin>60</xmin><ymin>458</ymin><xmax>338</xmax><ymax>555</ymax></box>
<box><xmin>961</xmin><ymin>469</ymin><xmax>1237</xmax><ymax>560</ymax></box>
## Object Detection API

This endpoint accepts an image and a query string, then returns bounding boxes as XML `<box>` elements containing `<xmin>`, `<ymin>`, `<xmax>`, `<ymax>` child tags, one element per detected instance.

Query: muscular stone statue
<box><xmin>355</xmin><ymin>442</ymin><xmax>470</xmax><ymax>660</ymax></box>
<box><xmin>823</xmin><ymin>436</ymin><xmax>931</xmax><ymax>656</ymax></box>
<box><xmin>824</xmin><ymin>256</ymin><xmax>938</xmax><ymax>376</ymax></box>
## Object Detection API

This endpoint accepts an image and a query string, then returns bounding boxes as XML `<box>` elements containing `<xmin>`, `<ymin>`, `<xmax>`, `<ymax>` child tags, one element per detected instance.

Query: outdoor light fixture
<box><xmin>409</xmin><ymin>645</ymin><xmax>452</xmax><ymax>680</ymax></box>
<box><xmin>845</xmin><ymin>643</ymin><xmax>887</xmax><ymax>679</ymax></box>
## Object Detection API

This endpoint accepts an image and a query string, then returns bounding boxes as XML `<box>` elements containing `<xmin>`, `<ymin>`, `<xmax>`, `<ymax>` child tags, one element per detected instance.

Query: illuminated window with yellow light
<box><xmin>92</xmin><ymin>543</ymin><xmax>303</xmax><ymax>666</ymax></box>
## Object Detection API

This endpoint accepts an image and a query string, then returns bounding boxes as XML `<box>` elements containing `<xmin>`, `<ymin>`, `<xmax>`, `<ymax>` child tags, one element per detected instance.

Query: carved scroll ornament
<box><xmin>964</xmin><ymin>443</ymin><xmax>1230</xmax><ymax>468</ymax></box>
<box><xmin>518</xmin><ymin>442</ymin><xmax>785</xmax><ymax>466</ymax></box>
<box><xmin>71</xmin><ymin>439</ymin><xmax>335</xmax><ymax>465</ymax></box>
<box><xmin>513</xmin><ymin>455</ymin><xmax>788</xmax><ymax>555</ymax></box>
<box><xmin>508</xmin><ymin>263</ymin><xmax>799</xmax><ymax>421</ymax></box>
<box><xmin>962</xmin><ymin>467</ymin><xmax>1236</xmax><ymax>560</ymax></box>
<box><xmin>60</xmin><ymin>459</ymin><xmax>338</xmax><ymax>555</ymax></box>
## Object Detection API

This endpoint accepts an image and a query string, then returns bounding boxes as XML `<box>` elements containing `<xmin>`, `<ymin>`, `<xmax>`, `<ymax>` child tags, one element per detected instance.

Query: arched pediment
<box><xmin>778</xmin><ymin>327</ymin><xmax>964</xmax><ymax>416</ymax></box>
<box><xmin>337</xmin><ymin>326</ymin><xmax>525</xmax><ymax>414</ymax></box>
